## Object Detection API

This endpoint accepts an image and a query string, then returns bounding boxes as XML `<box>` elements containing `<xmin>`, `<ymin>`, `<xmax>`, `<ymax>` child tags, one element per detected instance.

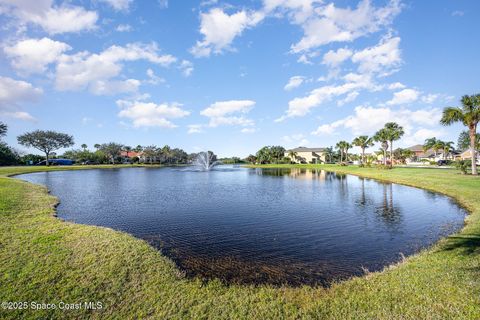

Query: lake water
<box><xmin>18</xmin><ymin>167</ymin><xmax>466</xmax><ymax>286</ymax></box>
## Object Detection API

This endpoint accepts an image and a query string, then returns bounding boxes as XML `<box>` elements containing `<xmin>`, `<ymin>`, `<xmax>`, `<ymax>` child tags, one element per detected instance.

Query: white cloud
<box><xmin>0</xmin><ymin>0</ymin><xmax>98</xmax><ymax>34</ymax></box>
<box><xmin>116</xmin><ymin>24</ymin><xmax>132</xmax><ymax>32</ymax></box>
<box><xmin>187</xmin><ymin>124</ymin><xmax>204</xmax><ymax>134</ymax></box>
<box><xmin>158</xmin><ymin>0</ymin><xmax>168</xmax><ymax>9</ymax></box>
<box><xmin>241</xmin><ymin>127</ymin><xmax>256</xmax><ymax>134</ymax></box>
<box><xmin>311</xmin><ymin>105</ymin><xmax>443</xmax><ymax>146</ymax></box>
<box><xmin>55</xmin><ymin>43</ymin><xmax>176</xmax><ymax>95</ymax></box>
<box><xmin>421</xmin><ymin>93</ymin><xmax>438</xmax><ymax>104</ymax></box>
<box><xmin>190</xmin><ymin>8</ymin><xmax>264</xmax><ymax>57</ymax></box>
<box><xmin>179</xmin><ymin>60</ymin><xmax>194</xmax><ymax>77</ymax></box>
<box><xmin>90</xmin><ymin>79</ymin><xmax>141</xmax><ymax>96</ymax></box>
<box><xmin>117</xmin><ymin>100</ymin><xmax>190</xmax><ymax>128</ymax></box>
<box><xmin>386</xmin><ymin>88</ymin><xmax>419</xmax><ymax>105</ymax></box>
<box><xmin>282</xmin><ymin>133</ymin><xmax>309</xmax><ymax>147</ymax></box>
<box><xmin>351</xmin><ymin>36</ymin><xmax>401</xmax><ymax>75</ymax></box>
<box><xmin>322</xmin><ymin>48</ymin><xmax>352</xmax><ymax>67</ymax></box>
<box><xmin>276</xmin><ymin>72</ymin><xmax>377</xmax><ymax>121</ymax></box>
<box><xmin>387</xmin><ymin>82</ymin><xmax>405</xmax><ymax>90</ymax></box>
<box><xmin>200</xmin><ymin>100</ymin><xmax>256</xmax><ymax>127</ymax></box>
<box><xmin>4</xmin><ymin>37</ymin><xmax>71</xmax><ymax>75</ymax></box>
<box><xmin>452</xmin><ymin>10</ymin><xmax>464</xmax><ymax>17</ymax></box>
<box><xmin>0</xmin><ymin>76</ymin><xmax>42</xmax><ymax>121</ymax></box>
<box><xmin>337</xmin><ymin>91</ymin><xmax>359</xmax><ymax>106</ymax></box>
<box><xmin>290</xmin><ymin>0</ymin><xmax>402</xmax><ymax>53</ymax></box>
<box><xmin>145</xmin><ymin>69</ymin><xmax>165</xmax><ymax>85</ymax></box>
<box><xmin>284</xmin><ymin>76</ymin><xmax>306</xmax><ymax>91</ymax></box>
<box><xmin>100</xmin><ymin>0</ymin><xmax>133</xmax><ymax>11</ymax></box>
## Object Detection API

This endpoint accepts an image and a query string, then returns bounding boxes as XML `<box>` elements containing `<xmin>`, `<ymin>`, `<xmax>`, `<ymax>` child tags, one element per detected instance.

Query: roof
<box><xmin>406</xmin><ymin>144</ymin><xmax>424</xmax><ymax>152</ymax></box>
<box><xmin>120</xmin><ymin>151</ymin><xmax>142</xmax><ymax>157</ymax></box>
<box><xmin>287</xmin><ymin>147</ymin><xmax>326</xmax><ymax>153</ymax></box>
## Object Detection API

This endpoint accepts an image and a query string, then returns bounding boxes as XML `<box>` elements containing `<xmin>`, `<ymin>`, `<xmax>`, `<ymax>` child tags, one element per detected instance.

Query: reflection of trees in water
<box><xmin>375</xmin><ymin>183</ymin><xmax>403</xmax><ymax>229</ymax></box>
<box><xmin>254</xmin><ymin>168</ymin><xmax>327</xmax><ymax>180</ymax></box>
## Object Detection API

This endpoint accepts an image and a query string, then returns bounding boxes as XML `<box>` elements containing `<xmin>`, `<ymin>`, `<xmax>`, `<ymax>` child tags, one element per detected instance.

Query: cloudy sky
<box><xmin>0</xmin><ymin>0</ymin><xmax>478</xmax><ymax>157</ymax></box>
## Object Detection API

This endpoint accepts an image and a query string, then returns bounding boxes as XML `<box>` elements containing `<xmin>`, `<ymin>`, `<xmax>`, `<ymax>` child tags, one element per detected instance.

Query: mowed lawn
<box><xmin>0</xmin><ymin>164</ymin><xmax>479</xmax><ymax>319</ymax></box>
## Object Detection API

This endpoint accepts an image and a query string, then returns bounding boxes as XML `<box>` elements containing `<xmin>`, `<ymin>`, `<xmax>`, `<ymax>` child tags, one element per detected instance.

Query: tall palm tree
<box><xmin>94</xmin><ymin>143</ymin><xmax>100</xmax><ymax>150</ymax></box>
<box><xmin>336</xmin><ymin>141</ymin><xmax>347</xmax><ymax>162</ymax></box>
<box><xmin>352</xmin><ymin>135</ymin><xmax>374</xmax><ymax>164</ymax></box>
<box><xmin>441</xmin><ymin>94</ymin><xmax>480</xmax><ymax>175</ymax></box>
<box><xmin>81</xmin><ymin>144</ymin><xmax>87</xmax><ymax>151</ymax></box>
<box><xmin>344</xmin><ymin>142</ymin><xmax>352</xmax><ymax>162</ymax></box>
<box><xmin>384</xmin><ymin>122</ymin><xmax>404</xmax><ymax>167</ymax></box>
<box><xmin>374</xmin><ymin>129</ymin><xmax>390</xmax><ymax>165</ymax></box>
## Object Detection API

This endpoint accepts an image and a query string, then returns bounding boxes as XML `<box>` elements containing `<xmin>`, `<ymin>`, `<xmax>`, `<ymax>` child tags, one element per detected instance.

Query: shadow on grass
<box><xmin>443</xmin><ymin>235</ymin><xmax>480</xmax><ymax>255</ymax></box>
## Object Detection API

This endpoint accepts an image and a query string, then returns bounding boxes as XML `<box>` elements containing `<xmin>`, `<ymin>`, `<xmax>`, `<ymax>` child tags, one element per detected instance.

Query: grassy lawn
<box><xmin>0</xmin><ymin>164</ymin><xmax>479</xmax><ymax>319</ymax></box>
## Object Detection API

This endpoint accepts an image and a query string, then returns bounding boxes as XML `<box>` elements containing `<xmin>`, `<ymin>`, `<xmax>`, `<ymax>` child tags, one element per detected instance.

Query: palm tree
<box><xmin>442</xmin><ymin>141</ymin><xmax>454</xmax><ymax>159</ymax></box>
<box><xmin>81</xmin><ymin>143</ymin><xmax>87</xmax><ymax>151</ymax></box>
<box><xmin>384</xmin><ymin>122</ymin><xmax>404</xmax><ymax>167</ymax></box>
<box><xmin>335</xmin><ymin>141</ymin><xmax>347</xmax><ymax>162</ymax></box>
<box><xmin>441</xmin><ymin>94</ymin><xmax>480</xmax><ymax>175</ymax></box>
<box><xmin>423</xmin><ymin>137</ymin><xmax>438</xmax><ymax>158</ymax></box>
<box><xmin>374</xmin><ymin>129</ymin><xmax>389</xmax><ymax>165</ymax></box>
<box><xmin>287</xmin><ymin>150</ymin><xmax>298</xmax><ymax>163</ymax></box>
<box><xmin>324</xmin><ymin>146</ymin><xmax>334</xmax><ymax>163</ymax></box>
<box><xmin>94</xmin><ymin>143</ymin><xmax>100</xmax><ymax>150</ymax></box>
<box><xmin>344</xmin><ymin>142</ymin><xmax>352</xmax><ymax>162</ymax></box>
<box><xmin>124</xmin><ymin>145</ymin><xmax>132</xmax><ymax>158</ymax></box>
<box><xmin>352</xmin><ymin>135</ymin><xmax>374</xmax><ymax>164</ymax></box>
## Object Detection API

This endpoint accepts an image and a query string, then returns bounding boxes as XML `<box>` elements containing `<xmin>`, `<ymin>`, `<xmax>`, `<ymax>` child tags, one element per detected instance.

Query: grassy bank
<box><xmin>0</xmin><ymin>164</ymin><xmax>479</xmax><ymax>319</ymax></box>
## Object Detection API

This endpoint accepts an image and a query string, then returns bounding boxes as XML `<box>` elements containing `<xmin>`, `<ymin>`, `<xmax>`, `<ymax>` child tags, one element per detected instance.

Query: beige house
<box><xmin>460</xmin><ymin>149</ymin><xmax>480</xmax><ymax>164</ymax></box>
<box><xmin>285</xmin><ymin>147</ymin><xmax>327</xmax><ymax>164</ymax></box>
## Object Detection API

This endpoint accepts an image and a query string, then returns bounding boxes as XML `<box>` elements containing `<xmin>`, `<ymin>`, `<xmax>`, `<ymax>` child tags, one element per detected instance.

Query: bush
<box><xmin>0</xmin><ymin>142</ymin><xmax>20</xmax><ymax>165</ymax></box>
<box><xmin>454</xmin><ymin>160</ymin><xmax>471</xmax><ymax>174</ymax></box>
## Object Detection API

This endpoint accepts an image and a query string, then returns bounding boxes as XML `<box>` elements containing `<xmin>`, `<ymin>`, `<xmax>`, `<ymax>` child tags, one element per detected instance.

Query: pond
<box><xmin>18</xmin><ymin>167</ymin><xmax>466</xmax><ymax>286</ymax></box>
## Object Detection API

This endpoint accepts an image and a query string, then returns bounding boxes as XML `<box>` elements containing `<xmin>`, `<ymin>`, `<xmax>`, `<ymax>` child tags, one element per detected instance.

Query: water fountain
<box><xmin>194</xmin><ymin>151</ymin><xmax>220</xmax><ymax>171</ymax></box>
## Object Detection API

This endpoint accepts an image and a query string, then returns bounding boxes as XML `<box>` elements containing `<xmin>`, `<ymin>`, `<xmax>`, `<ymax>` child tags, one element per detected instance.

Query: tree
<box><xmin>99</xmin><ymin>143</ymin><xmax>123</xmax><ymax>164</ymax></box>
<box><xmin>384</xmin><ymin>122</ymin><xmax>404</xmax><ymax>167</ymax></box>
<box><xmin>374</xmin><ymin>129</ymin><xmax>389</xmax><ymax>165</ymax></box>
<box><xmin>324</xmin><ymin>146</ymin><xmax>335</xmax><ymax>163</ymax></box>
<box><xmin>423</xmin><ymin>137</ymin><xmax>440</xmax><ymax>158</ymax></box>
<box><xmin>352</xmin><ymin>135</ymin><xmax>374</xmax><ymax>164</ymax></box>
<box><xmin>335</xmin><ymin>141</ymin><xmax>351</xmax><ymax>162</ymax></box>
<box><xmin>246</xmin><ymin>154</ymin><xmax>257</xmax><ymax>164</ymax></box>
<box><xmin>287</xmin><ymin>150</ymin><xmax>298</xmax><ymax>163</ymax></box>
<box><xmin>134</xmin><ymin>145</ymin><xmax>143</xmax><ymax>153</ymax></box>
<box><xmin>393</xmin><ymin>148</ymin><xmax>414</xmax><ymax>164</ymax></box>
<box><xmin>457</xmin><ymin>131</ymin><xmax>480</xmax><ymax>150</ymax></box>
<box><xmin>81</xmin><ymin>144</ymin><xmax>88</xmax><ymax>151</ymax></box>
<box><xmin>0</xmin><ymin>121</ymin><xmax>7</xmax><ymax>139</ymax></box>
<box><xmin>442</xmin><ymin>141</ymin><xmax>454</xmax><ymax>159</ymax></box>
<box><xmin>94</xmin><ymin>144</ymin><xmax>101</xmax><ymax>150</ymax></box>
<box><xmin>124</xmin><ymin>146</ymin><xmax>132</xmax><ymax>158</ymax></box>
<box><xmin>17</xmin><ymin>130</ymin><xmax>74</xmax><ymax>166</ymax></box>
<box><xmin>440</xmin><ymin>94</ymin><xmax>480</xmax><ymax>175</ymax></box>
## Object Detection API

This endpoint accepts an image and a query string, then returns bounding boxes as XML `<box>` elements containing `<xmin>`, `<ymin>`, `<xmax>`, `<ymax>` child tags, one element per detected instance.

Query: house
<box><xmin>285</xmin><ymin>147</ymin><xmax>327</xmax><ymax>164</ymax></box>
<box><xmin>460</xmin><ymin>149</ymin><xmax>480</xmax><ymax>164</ymax></box>
<box><xmin>405</xmin><ymin>145</ymin><xmax>457</xmax><ymax>162</ymax></box>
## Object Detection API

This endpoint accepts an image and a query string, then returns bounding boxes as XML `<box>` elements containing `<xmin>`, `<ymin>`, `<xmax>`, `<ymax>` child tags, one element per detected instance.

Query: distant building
<box><xmin>405</xmin><ymin>145</ymin><xmax>461</xmax><ymax>162</ymax></box>
<box><xmin>460</xmin><ymin>149</ymin><xmax>480</xmax><ymax>164</ymax></box>
<box><xmin>285</xmin><ymin>147</ymin><xmax>327</xmax><ymax>164</ymax></box>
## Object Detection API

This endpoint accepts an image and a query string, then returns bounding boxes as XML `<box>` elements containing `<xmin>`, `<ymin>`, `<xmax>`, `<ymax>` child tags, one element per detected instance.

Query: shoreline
<box><xmin>1</xmin><ymin>164</ymin><xmax>479</xmax><ymax>319</ymax></box>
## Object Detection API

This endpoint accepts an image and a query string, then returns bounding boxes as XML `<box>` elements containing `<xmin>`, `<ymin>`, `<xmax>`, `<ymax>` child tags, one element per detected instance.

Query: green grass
<box><xmin>0</xmin><ymin>164</ymin><xmax>479</xmax><ymax>319</ymax></box>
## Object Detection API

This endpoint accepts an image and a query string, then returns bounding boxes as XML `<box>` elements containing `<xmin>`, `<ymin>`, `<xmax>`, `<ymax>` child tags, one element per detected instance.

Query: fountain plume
<box><xmin>194</xmin><ymin>151</ymin><xmax>220</xmax><ymax>171</ymax></box>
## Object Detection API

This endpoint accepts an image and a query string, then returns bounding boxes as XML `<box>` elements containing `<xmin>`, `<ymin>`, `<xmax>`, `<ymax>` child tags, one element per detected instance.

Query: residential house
<box><xmin>460</xmin><ymin>149</ymin><xmax>480</xmax><ymax>164</ymax></box>
<box><xmin>285</xmin><ymin>147</ymin><xmax>327</xmax><ymax>164</ymax></box>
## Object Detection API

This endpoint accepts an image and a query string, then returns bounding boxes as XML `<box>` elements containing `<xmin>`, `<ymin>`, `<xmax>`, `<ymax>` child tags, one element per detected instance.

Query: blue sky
<box><xmin>0</xmin><ymin>0</ymin><xmax>478</xmax><ymax>157</ymax></box>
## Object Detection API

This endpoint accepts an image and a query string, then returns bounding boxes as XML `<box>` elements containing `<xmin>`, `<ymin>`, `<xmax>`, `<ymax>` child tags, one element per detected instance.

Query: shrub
<box><xmin>0</xmin><ymin>142</ymin><xmax>20</xmax><ymax>165</ymax></box>
<box><xmin>375</xmin><ymin>164</ymin><xmax>392</xmax><ymax>170</ymax></box>
<box><xmin>454</xmin><ymin>160</ymin><xmax>471</xmax><ymax>174</ymax></box>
